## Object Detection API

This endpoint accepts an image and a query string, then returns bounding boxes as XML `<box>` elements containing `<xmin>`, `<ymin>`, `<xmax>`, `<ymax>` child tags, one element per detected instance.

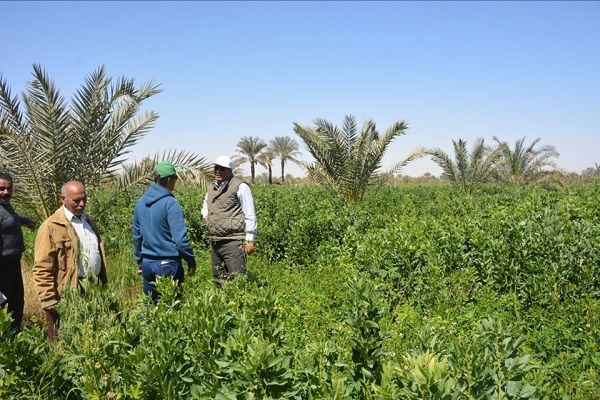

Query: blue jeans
<box><xmin>141</xmin><ymin>259</ymin><xmax>184</xmax><ymax>303</ymax></box>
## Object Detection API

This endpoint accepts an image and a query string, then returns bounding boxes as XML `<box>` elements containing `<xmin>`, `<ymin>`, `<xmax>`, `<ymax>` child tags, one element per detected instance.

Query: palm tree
<box><xmin>581</xmin><ymin>163</ymin><xmax>600</xmax><ymax>181</ymax></box>
<box><xmin>293</xmin><ymin>114</ymin><xmax>424</xmax><ymax>205</ymax></box>
<box><xmin>256</xmin><ymin>149</ymin><xmax>276</xmax><ymax>184</ymax></box>
<box><xmin>268</xmin><ymin>136</ymin><xmax>301</xmax><ymax>183</ymax></box>
<box><xmin>0</xmin><ymin>64</ymin><xmax>212</xmax><ymax>220</ymax></box>
<box><xmin>235</xmin><ymin>136</ymin><xmax>267</xmax><ymax>184</ymax></box>
<box><xmin>427</xmin><ymin>138</ymin><xmax>502</xmax><ymax>195</ymax></box>
<box><xmin>492</xmin><ymin>136</ymin><xmax>561</xmax><ymax>184</ymax></box>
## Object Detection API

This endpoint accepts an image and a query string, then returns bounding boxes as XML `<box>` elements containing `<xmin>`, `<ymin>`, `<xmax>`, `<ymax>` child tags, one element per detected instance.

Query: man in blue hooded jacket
<box><xmin>132</xmin><ymin>161</ymin><xmax>196</xmax><ymax>303</ymax></box>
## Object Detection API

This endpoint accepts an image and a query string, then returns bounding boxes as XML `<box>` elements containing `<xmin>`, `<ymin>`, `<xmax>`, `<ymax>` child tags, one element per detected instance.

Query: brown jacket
<box><xmin>33</xmin><ymin>207</ymin><xmax>108</xmax><ymax>309</ymax></box>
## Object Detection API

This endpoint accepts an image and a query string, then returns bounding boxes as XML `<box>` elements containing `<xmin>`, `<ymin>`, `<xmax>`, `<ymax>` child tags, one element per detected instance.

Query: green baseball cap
<box><xmin>154</xmin><ymin>161</ymin><xmax>183</xmax><ymax>178</ymax></box>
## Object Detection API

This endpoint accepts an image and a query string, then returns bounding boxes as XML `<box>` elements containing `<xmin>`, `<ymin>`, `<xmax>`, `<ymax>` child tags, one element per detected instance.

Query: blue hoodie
<box><xmin>132</xmin><ymin>183</ymin><xmax>196</xmax><ymax>267</ymax></box>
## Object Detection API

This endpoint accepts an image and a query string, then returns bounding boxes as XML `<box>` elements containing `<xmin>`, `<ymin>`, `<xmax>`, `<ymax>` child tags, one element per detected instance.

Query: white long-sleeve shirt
<box><xmin>63</xmin><ymin>206</ymin><xmax>102</xmax><ymax>278</ymax></box>
<box><xmin>201</xmin><ymin>181</ymin><xmax>257</xmax><ymax>242</ymax></box>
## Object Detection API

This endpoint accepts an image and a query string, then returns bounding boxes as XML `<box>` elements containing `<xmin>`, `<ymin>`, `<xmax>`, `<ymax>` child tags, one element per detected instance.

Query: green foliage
<box><xmin>86</xmin><ymin>187</ymin><xmax>140</xmax><ymax>255</ymax></box>
<box><xmin>0</xmin><ymin>64</ymin><xmax>161</xmax><ymax>220</ymax></box>
<box><xmin>492</xmin><ymin>136</ymin><xmax>561</xmax><ymax>185</ymax></box>
<box><xmin>4</xmin><ymin>183</ymin><xmax>600</xmax><ymax>399</ymax></box>
<box><xmin>253</xmin><ymin>186</ymin><xmax>350</xmax><ymax>265</ymax></box>
<box><xmin>428</xmin><ymin>138</ymin><xmax>502</xmax><ymax>195</ymax></box>
<box><xmin>345</xmin><ymin>278</ymin><xmax>390</xmax><ymax>397</ymax></box>
<box><xmin>0</xmin><ymin>309</ymin><xmax>68</xmax><ymax>399</ymax></box>
<box><xmin>293</xmin><ymin>114</ymin><xmax>424</xmax><ymax>204</ymax></box>
<box><xmin>375</xmin><ymin>318</ymin><xmax>537</xmax><ymax>399</ymax></box>
<box><xmin>172</xmin><ymin>186</ymin><xmax>210</xmax><ymax>250</ymax></box>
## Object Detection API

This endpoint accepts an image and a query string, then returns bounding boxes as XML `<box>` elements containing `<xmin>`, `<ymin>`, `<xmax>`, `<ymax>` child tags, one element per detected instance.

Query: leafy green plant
<box><xmin>375</xmin><ymin>318</ymin><xmax>537</xmax><ymax>399</ymax></box>
<box><xmin>345</xmin><ymin>277</ymin><xmax>390</xmax><ymax>398</ymax></box>
<box><xmin>6</xmin><ymin>183</ymin><xmax>600</xmax><ymax>399</ymax></box>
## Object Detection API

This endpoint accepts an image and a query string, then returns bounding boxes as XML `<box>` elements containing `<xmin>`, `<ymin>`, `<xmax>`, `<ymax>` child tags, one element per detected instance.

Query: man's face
<box><xmin>214</xmin><ymin>165</ymin><xmax>233</xmax><ymax>184</ymax></box>
<box><xmin>0</xmin><ymin>178</ymin><xmax>13</xmax><ymax>204</ymax></box>
<box><xmin>166</xmin><ymin>175</ymin><xmax>178</xmax><ymax>192</ymax></box>
<box><xmin>61</xmin><ymin>183</ymin><xmax>86</xmax><ymax>216</ymax></box>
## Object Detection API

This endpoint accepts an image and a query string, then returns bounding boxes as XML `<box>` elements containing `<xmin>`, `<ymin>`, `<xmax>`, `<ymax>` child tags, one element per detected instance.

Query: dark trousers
<box><xmin>0</xmin><ymin>256</ymin><xmax>24</xmax><ymax>332</ymax></box>
<box><xmin>210</xmin><ymin>239</ymin><xmax>246</xmax><ymax>285</ymax></box>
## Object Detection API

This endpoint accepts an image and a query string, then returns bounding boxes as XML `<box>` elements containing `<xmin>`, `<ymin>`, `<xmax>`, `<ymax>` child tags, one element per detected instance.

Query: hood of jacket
<box><xmin>142</xmin><ymin>183</ymin><xmax>173</xmax><ymax>207</ymax></box>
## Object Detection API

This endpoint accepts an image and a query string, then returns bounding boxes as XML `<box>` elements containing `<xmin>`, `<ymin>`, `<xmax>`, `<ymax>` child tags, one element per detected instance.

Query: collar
<box><xmin>62</xmin><ymin>206</ymin><xmax>86</xmax><ymax>223</ymax></box>
<box><xmin>214</xmin><ymin>177</ymin><xmax>232</xmax><ymax>191</ymax></box>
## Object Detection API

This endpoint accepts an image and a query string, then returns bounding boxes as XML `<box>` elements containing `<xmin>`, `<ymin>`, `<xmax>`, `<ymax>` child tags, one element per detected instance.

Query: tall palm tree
<box><xmin>293</xmin><ymin>114</ymin><xmax>424</xmax><ymax>205</ymax></box>
<box><xmin>0</xmin><ymin>64</ymin><xmax>211</xmax><ymax>219</ymax></box>
<box><xmin>268</xmin><ymin>136</ymin><xmax>301</xmax><ymax>183</ymax></box>
<box><xmin>256</xmin><ymin>149</ymin><xmax>276</xmax><ymax>184</ymax></box>
<box><xmin>427</xmin><ymin>138</ymin><xmax>502</xmax><ymax>195</ymax></box>
<box><xmin>492</xmin><ymin>136</ymin><xmax>561</xmax><ymax>184</ymax></box>
<box><xmin>235</xmin><ymin>136</ymin><xmax>267</xmax><ymax>184</ymax></box>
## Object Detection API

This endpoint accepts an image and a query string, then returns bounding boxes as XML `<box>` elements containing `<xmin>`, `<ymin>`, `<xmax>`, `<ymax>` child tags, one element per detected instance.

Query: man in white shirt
<box><xmin>63</xmin><ymin>204</ymin><xmax>103</xmax><ymax>279</ymax></box>
<box><xmin>33</xmin><ymin>181</ymin><xmax>108</xmax><ymax>341</ymax></box>
<box><xmin>201</xmin><ymin>156</ymin><xmax>257</xmax><ymax>285</ymax></box>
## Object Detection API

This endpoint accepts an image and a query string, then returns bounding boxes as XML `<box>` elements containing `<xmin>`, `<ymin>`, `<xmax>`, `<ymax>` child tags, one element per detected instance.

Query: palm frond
<box><xmin>427</xmin><ymin>147</ymin><xmax>458</xmax><ymax>183</ymax></box>
<box><xmin>493</xmin><ymin>136</ymin><xmax>561</xmax><ymax>184</ymax></box>
<box><xmin>294</xmin><ymin>114</ymin><xmax>414</xmax><ymax>204</ymax></box>
<box><xmin>96</xmin><ymin>149</ymin><xmax>211</xmax><ymax>217</ymax></box>
<box><xmin>386</xmin><ymin>147</ymin><xmax>427</xmax><ymax>176</ymax></box>
<box><xmin>0</xmin><ymin>64</ymin><xmax>163</xmax><ymax>219</ymax></box>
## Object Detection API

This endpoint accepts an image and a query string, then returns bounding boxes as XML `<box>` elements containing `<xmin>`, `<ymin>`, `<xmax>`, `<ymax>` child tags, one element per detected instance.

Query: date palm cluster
<box><xmin>1</xmin><ymin>64</ymin><xmax>566</xmax><ymax>219</ymax></box>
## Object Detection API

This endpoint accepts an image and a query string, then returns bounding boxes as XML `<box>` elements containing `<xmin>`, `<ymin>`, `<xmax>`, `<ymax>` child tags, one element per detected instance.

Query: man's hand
<box><xmin>188</xmin><ymin>266</ymin><xmax>196</xmax><ymax>276</ymax></box>
<box><xmin>43</xmin><ymin>306</ymin><xmax>60</xmax><ymax>342</ymax></box>
<box><xmin>136</xmin><ymin>265</ymin><xmax>142</xmax><ymax>275</ymax></box>
<box><xmin>245</xmin><ymin>241</ymin><xmax>255</xmax><ymax>255</ymax></box>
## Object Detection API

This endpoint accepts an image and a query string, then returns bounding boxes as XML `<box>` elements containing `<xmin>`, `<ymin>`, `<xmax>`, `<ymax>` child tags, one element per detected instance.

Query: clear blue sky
<box><xmin>2</xmin><ymin>1</ymin><xmax>599</xmax><ymax>177</ymax></box>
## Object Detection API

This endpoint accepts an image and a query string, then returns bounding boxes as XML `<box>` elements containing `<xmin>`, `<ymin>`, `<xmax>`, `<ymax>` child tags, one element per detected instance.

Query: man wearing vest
<box><xmin>201</xmin><ymin>156</ymin><xmax>257</xmax><ymax>286</ymax></box>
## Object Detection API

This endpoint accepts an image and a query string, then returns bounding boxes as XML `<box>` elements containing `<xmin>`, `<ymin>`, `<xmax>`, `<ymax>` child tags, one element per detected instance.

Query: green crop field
<box><xmin>2</xmin><ymin>182</ymin><xmax>599</xmax><ymax>399</ymax></box>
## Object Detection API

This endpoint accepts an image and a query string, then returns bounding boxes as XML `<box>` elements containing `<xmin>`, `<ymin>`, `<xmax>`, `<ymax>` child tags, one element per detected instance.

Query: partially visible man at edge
<box><xmin>201</xmin><ymin>155</ymin><xmax>257</xmax><ymax>286</ymax></box>
<box><xmin>0</xmin><ymin>172</ymin><xmax>36</xmax><ymax>333</ymax></box>
<box><xmin>33</xmin><ymin>181</ymin><xmax>108</xmax><ymax>341</ymax></box>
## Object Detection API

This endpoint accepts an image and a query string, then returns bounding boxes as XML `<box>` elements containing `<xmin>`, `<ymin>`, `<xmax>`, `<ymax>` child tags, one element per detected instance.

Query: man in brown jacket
<box><xmin>33</xmin><ymin>181</ymin><xmax>108</xmax><ymax>341</ymax></box>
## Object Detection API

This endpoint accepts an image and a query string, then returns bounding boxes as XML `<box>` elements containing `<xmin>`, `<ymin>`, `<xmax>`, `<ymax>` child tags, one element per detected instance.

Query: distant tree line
<box><xmin>1</xmin><ymin>64</ymin><xmax>597</xmax><ymax>218</ymax></box>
